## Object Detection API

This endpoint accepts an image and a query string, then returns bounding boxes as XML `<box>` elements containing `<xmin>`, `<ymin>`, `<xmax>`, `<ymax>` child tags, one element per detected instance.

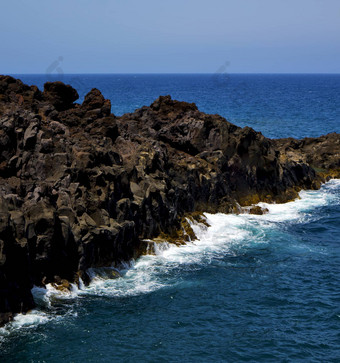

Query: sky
<box><xmin>1</xmin><ymin>0</ymin><xmax>340</xmax><ymax>74</ymax></box>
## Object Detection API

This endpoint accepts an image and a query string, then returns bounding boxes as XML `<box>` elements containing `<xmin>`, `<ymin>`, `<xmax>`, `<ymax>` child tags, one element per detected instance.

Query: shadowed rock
<box><xmin>43</xmin><ymin>81</ymin><xmax>79</xmax><ymax>111</ymax></box>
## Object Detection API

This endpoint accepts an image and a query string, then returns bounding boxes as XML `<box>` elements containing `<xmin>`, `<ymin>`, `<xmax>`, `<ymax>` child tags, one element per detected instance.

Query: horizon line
<box><xmin>7</xmin><ymin>72</ymin><xmax>340</xmax><ymax>76</ymax></box>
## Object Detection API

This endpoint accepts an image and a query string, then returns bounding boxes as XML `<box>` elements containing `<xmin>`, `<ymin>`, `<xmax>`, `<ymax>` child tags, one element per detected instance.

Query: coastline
<box><xmin>1</xmin><ymin>177</ymin><xmax>339</xmax><ymax>333</ymax></box>
<box><xmin>0</xmin><ymin>75</ymin><xmax>339</xmax><ymax>326</ymax></box>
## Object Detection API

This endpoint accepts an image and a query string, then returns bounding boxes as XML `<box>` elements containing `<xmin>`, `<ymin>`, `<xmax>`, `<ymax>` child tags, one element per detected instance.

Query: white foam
<box><xmin>31</xmin><ymin>283</ymin><xmax>80</xmax><ymax>309</ymax></box>
<box><xmin>55</xmin><ymin>179</ymin><xmax>340</xmax><ymax>299</ymax></box>
<box><xmin>10</xmin><ymin>310</ymin><xmax>50</xmax><ymax>328</ymax></box>
<box><xmin>73</xmin><ymin>215</ymin><xmax>252</xmax><ymax>298</ymax></box>
<box><xmin>0</xmin><ymin>284</ymin><xmax>78</xmax><ymax>338</ymax></box>
<box><xmin>0</xmin><ymin>310</ymin><xmax>51</xmax><ymax>341</ymax></box>
<box><xmin>1</xmin><ymin>179</ymin><xmax>338</xmax><ymax>335</ymax></box>
<box><xmin>254</xmin><ymin>179</ymin><xmax>340</xmax><ymax>224</ymax></box>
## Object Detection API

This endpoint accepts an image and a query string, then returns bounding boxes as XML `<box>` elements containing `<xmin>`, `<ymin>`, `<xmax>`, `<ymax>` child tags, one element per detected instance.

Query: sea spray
<box><xmin>1</xmin><ymin>179</ymin><xmax>339</xmax><ymax>338</ymax></box>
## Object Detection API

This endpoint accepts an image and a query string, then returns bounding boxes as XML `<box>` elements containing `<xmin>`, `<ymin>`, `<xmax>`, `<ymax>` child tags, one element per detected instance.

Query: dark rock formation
<box><xmin>0</xmin><ymin>75</ymin><xmax>339</xmax><ymax>326</ymax></box>
<box><xmin>43</xmin><ymin>82</ymin><xmax>79</xmax><ymax>111</ymax></box>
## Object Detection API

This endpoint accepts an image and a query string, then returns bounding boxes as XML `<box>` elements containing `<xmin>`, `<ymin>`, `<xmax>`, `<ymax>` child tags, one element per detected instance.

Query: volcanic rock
<box><xmin>0</xmin><ymin>75</ymin><xmax>339</xmax><ymax>326</ymax></box>
<box><xmin>43</xmin><ymin>81</ymin><xmax>79</xmax><ymax>111</ymax></box>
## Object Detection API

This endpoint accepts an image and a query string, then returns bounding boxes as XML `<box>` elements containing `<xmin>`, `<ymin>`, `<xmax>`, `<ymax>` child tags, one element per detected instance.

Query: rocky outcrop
<box><xmin>0</xmin><ymin>75</ymin><xmax>339</xmax><ymax>326</ymax></box>
<box><xmin>43</xmin><ymin>82</ymin><xmax>79</xmax><ymax>111</ymax></box>
<box><xmin>272</xmin><ymin>133</ymin><xmax>340</xmax><ymax>179</ymax></box>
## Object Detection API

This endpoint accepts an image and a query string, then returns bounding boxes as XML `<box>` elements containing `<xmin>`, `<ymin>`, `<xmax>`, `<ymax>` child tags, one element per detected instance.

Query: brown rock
<box><xmin>249</xmin><ymin>206</ymin><xmax>269</xmax><ymax>215</ymax></box>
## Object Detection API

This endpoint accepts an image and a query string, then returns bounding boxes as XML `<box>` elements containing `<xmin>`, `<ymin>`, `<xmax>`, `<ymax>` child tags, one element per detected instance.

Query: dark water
<box><xmin>1</xmin><ymin>74</ymin><xmax>340</xmax><ymax>362</ymax></box>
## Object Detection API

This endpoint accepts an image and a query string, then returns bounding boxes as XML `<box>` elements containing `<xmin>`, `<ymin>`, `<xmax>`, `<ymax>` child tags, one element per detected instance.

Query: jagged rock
<box><xmin>248</xmin><ymin>206</ymin><xmax>269</xmax><ymax>215</ymax></box>
<box><xmin>43</xmin><ymin>82</ymin><xmax>79</xmax><ymax>111</ymax></box>
<box><xmin>23</xmin><ymin>121</ymin><xmax>39</xmax><ymax>150</ymax></box>
<box><xmin>0</xmin><ymin>76</ymin><xmax>339</xmax><ymax>326</ymax></box>
<box><xmin>82</xmin><ymin>88</ymin><xmax>111</xmax><ymax>117</ymax></box>
<box><xmin>52</xmin><ymin>276</ymin><xmax>72</xmax><ymax>292</ymax></box>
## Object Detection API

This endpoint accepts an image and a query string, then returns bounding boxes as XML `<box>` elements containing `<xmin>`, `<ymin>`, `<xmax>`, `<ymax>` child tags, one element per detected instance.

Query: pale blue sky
<box><xmin>1</xmin><ymin>0</ymin><xmax>340</xmax><ymax>73</ymax></box>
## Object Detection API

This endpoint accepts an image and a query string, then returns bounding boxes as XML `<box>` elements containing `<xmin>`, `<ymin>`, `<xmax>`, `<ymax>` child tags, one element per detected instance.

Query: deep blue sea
<box><xmin>1</xmin><ymin>74</ymin><xmax>339</xmax><ymax>362</ymax></box>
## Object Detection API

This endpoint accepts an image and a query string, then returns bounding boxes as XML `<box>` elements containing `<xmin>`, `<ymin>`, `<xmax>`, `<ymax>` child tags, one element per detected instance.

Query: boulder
<box><xmin>43</xmin><ymin>81</ymin><xmax>79</xmax><ymax>111</ymax></box>
<box><xmin>82</xmin><ymin>88</ymin><xmax>111</xmax><ymax>117</ymax></box>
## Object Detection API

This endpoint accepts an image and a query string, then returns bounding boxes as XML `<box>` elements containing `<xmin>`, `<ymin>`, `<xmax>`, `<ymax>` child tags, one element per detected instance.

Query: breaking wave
<box><xmin>1</xmin><ymin>179</ymin><xmax>339</xmax><ymax>337</ymax></box>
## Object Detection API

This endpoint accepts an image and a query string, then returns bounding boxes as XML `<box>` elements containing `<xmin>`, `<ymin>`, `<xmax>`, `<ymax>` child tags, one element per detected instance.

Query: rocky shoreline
<box><xmin>0</xmin><ymin>75</ymin><xmax>339</xmax><ymax>326</ymax></box>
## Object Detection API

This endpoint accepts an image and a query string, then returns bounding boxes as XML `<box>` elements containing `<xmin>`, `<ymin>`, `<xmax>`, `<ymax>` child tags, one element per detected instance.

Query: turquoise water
<box><xmin>1</xmin><ymin>74</ymin><xmax>340</xmax><ymax>362</ymax></box>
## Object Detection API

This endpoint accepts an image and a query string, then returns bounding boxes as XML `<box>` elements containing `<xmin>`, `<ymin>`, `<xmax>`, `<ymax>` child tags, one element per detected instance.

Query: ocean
<box><xmin>1</xmin><ymin>74</ymin><xmax>339</xmax><ymax>362</ymax></box>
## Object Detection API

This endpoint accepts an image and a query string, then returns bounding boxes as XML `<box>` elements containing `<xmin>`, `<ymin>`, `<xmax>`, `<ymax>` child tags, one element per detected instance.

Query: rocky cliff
<box><xmin>0</xmin><ymin>75</ymin><xmax>339</xmax><ymax>326</ymax></box>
